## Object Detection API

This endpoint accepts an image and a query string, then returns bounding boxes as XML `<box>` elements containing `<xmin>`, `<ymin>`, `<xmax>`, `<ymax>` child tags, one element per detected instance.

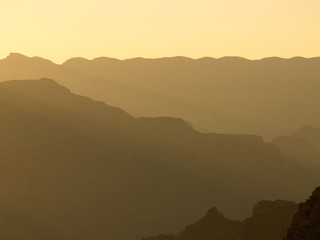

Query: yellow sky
<box><xmin>1</xmin><ymin>0</ymin><xmax>320</xmax><ymax>63</ymax></box>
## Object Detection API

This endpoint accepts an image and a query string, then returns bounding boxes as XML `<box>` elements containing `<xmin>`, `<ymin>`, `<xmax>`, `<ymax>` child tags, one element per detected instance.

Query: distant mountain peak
<box><xmin>203</xmin><ymin>207</ymin><xmax>225</xmax><ymax>220</ymax></box>
<box><xmin>6</xmin><ymin>52</ymin><xmax>29</xmax><ymax>60</ymax></box>
<box><xmin>144</xmin><ymin>200</ymin><xmax>298</xmax><ymax>240</ymax></box>
<box><xmin>291</xmin><ymin>126</ymin><xmax>320</xmax><ymax>145</ymax></box>
<box><xmin>1</xmin><ymin>78</ymin><xmax>64</xmax><ymax>87</ymax></box>
<box><xmin>63</xmin><ymin>57</ymin><xmax>91</xmax><ymax>65</ymax></box>
<box><xmin>4</xmin><ymin>53</ymin><xmax>55</xmax><ymax>65</ymax></box>
<box><xmin>292</xmin><ymin>125</ymin><xmax>320</xmax><ymax>135</ymax></box>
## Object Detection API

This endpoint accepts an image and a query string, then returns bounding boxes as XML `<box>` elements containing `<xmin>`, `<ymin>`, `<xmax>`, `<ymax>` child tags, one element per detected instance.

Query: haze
<box><xmin>1</xmin><ymin>0</ymin><xmax>320</xmax><ymax>63</ymax></box>
<box><xmin>0</xmin><ymin>1</ymin><xmax>320</xmax><ymax>239</ymax></box>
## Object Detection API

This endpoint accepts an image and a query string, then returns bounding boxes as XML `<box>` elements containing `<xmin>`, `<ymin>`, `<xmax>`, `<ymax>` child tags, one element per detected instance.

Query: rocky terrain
<box><xmin>285</xmin><ymin>187</ymin><xmax>320</xmax><ymax>240</ymax></box>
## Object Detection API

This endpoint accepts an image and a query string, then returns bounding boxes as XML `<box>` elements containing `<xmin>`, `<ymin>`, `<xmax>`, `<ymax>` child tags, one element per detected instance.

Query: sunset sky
<box><xmin>1</xmin><ymin>0</ymin><xmax>320</xmax><ymax>63</ymax></box>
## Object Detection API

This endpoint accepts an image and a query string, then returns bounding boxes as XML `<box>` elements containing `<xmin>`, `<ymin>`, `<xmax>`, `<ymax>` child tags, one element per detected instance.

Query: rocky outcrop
<box><xmin>285</xmin><ymin>187</ymin><xmax>320</xmax><ymax>240</ymax></box>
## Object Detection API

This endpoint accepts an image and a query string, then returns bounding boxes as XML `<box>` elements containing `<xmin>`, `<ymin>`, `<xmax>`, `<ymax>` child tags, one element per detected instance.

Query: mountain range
<box><xmin>144</xmin><ymin>186</ymin><xmax>320</xmax><ymax>240</ymax></box>
<box><xmin>143</xmin><ymin>200</ymin><xmax>297</xmax><ymax>240</ymax></box>
<box><xmin>0</xmin><ymin>78</ymin><xmax>318</xmax><ymax>240</ymax></box>
<box><xmin>1</xmin><ymin>53</ymin><xmax>319</xmax><ymax>139</ymax></box>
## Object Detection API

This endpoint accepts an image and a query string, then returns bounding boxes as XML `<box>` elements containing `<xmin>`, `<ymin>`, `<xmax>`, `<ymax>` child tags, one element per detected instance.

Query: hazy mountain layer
<box><xmin>272</xmin><ymin>126</ymin><xmax>320</xmax><ymax>166</ymax></box>
<box><xmin>1</xmin><ymin>53</ymin><xmax>319</xmax><ymax>139</ymax></box>
<box><xmin>0</xmin><ymin>79</ymin><xmax>318</xmax><ymax>240</ymax></box>
<box><xmin>292</xmin><ymin>126</ymin><xmax>320</xmax><ymax>149</ymax></box>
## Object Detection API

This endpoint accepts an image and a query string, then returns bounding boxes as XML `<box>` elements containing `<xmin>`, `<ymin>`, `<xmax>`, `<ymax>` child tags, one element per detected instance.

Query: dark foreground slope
<box><xmin>0</xmin><ymin>79</ymin><xmax>318</xmax><ymax>240</ymax></box>
<box><xmin>143</xmin><ymin>200</ymin><xmax>297</xmax><ymax>240</ymax></box>
<box><xmin>285</xmin><ymin>187</ymin><xmax>320</xmax><ymax>240</ymax></box>
<box><xmin>1</xmin><ymin>54</ymin><xmax>320</xmax><ymax>139</ymax></box>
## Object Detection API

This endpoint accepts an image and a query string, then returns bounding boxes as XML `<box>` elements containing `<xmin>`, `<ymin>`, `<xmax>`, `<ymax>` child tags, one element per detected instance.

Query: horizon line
<box><xmin>2</xmin><ymin>52</ymin><xmax>320</xmax><ymax>65</ymax></box>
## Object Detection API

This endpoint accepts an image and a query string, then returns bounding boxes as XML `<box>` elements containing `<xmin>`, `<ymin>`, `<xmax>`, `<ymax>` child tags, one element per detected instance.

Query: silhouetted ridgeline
<box><xmin>1</xmin><ymin>53</ymin><xmax>319</xmax><ymax>139</ymax></box>
<box><xmin>0</xmin><ymin>79</ymin><xmax>318</xmax><ymax>240</ymax></box>
<box><xmin>144</xmin><ymin>187</ymin><xmax>320</xmax><ymax>240</ymax></box>
<box><xmin>142</xmin><ymin>200</ymin><xmax>297</xmax><ymax>240</ymax></box>
<box><xmin>143</xmin><ymin>207</ymin><xmax>243</xmax><ymax>240</ymax></box>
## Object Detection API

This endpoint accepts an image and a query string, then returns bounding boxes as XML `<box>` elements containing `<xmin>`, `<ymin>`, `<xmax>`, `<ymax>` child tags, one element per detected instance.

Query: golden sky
<box><xmin>1</xmin><ymin>0</ymin><xmax>320</xmax><ymax>63</ymax></box>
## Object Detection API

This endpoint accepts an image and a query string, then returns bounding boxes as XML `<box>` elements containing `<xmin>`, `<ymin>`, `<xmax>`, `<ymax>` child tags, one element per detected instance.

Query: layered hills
<box><xmin>0</xmin><ymin>53</ymin><xmax>319</xmax><ymax>139</ymax></box>
<box><xmin>143</xmin><ymin>207</ymin><xmax>243</xmax><ymax>240</ymax></box>
<box><xmin>0</xmin><ymin>78</ymin><xmax>318</xmax><ymax>240</ymax></box>
<box><xmin>143</xmin><ymin>200</ymin><xmax>297</xmax><ymax>240</ymax></box>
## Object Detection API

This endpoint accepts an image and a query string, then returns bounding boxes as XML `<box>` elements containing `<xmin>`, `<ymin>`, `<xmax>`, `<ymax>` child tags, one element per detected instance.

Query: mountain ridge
<box><xmin>1</xmin><ymin>53</ymin><xmax>319</xmax><ymax>139</ymax></box>
<box><xmin>142</xmin><ymin>200</ymin><xmax>298</xmax><ymax>240</ymax></box>
<box><xmin>3</xmin><ymin>52</ymin><xmax>320</xmax><ymax>66</ymax></box>
<box><xmin>0</xmin><ymin>78</ymin><xmax>317</xmax><ymax>240</ymax></box>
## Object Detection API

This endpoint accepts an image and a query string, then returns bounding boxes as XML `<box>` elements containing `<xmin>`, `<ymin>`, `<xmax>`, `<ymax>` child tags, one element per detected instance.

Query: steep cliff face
<box><xmin>285</xmin><ymin>187</ymin><xmax>320</xmax><ymax>240</ymax></box>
